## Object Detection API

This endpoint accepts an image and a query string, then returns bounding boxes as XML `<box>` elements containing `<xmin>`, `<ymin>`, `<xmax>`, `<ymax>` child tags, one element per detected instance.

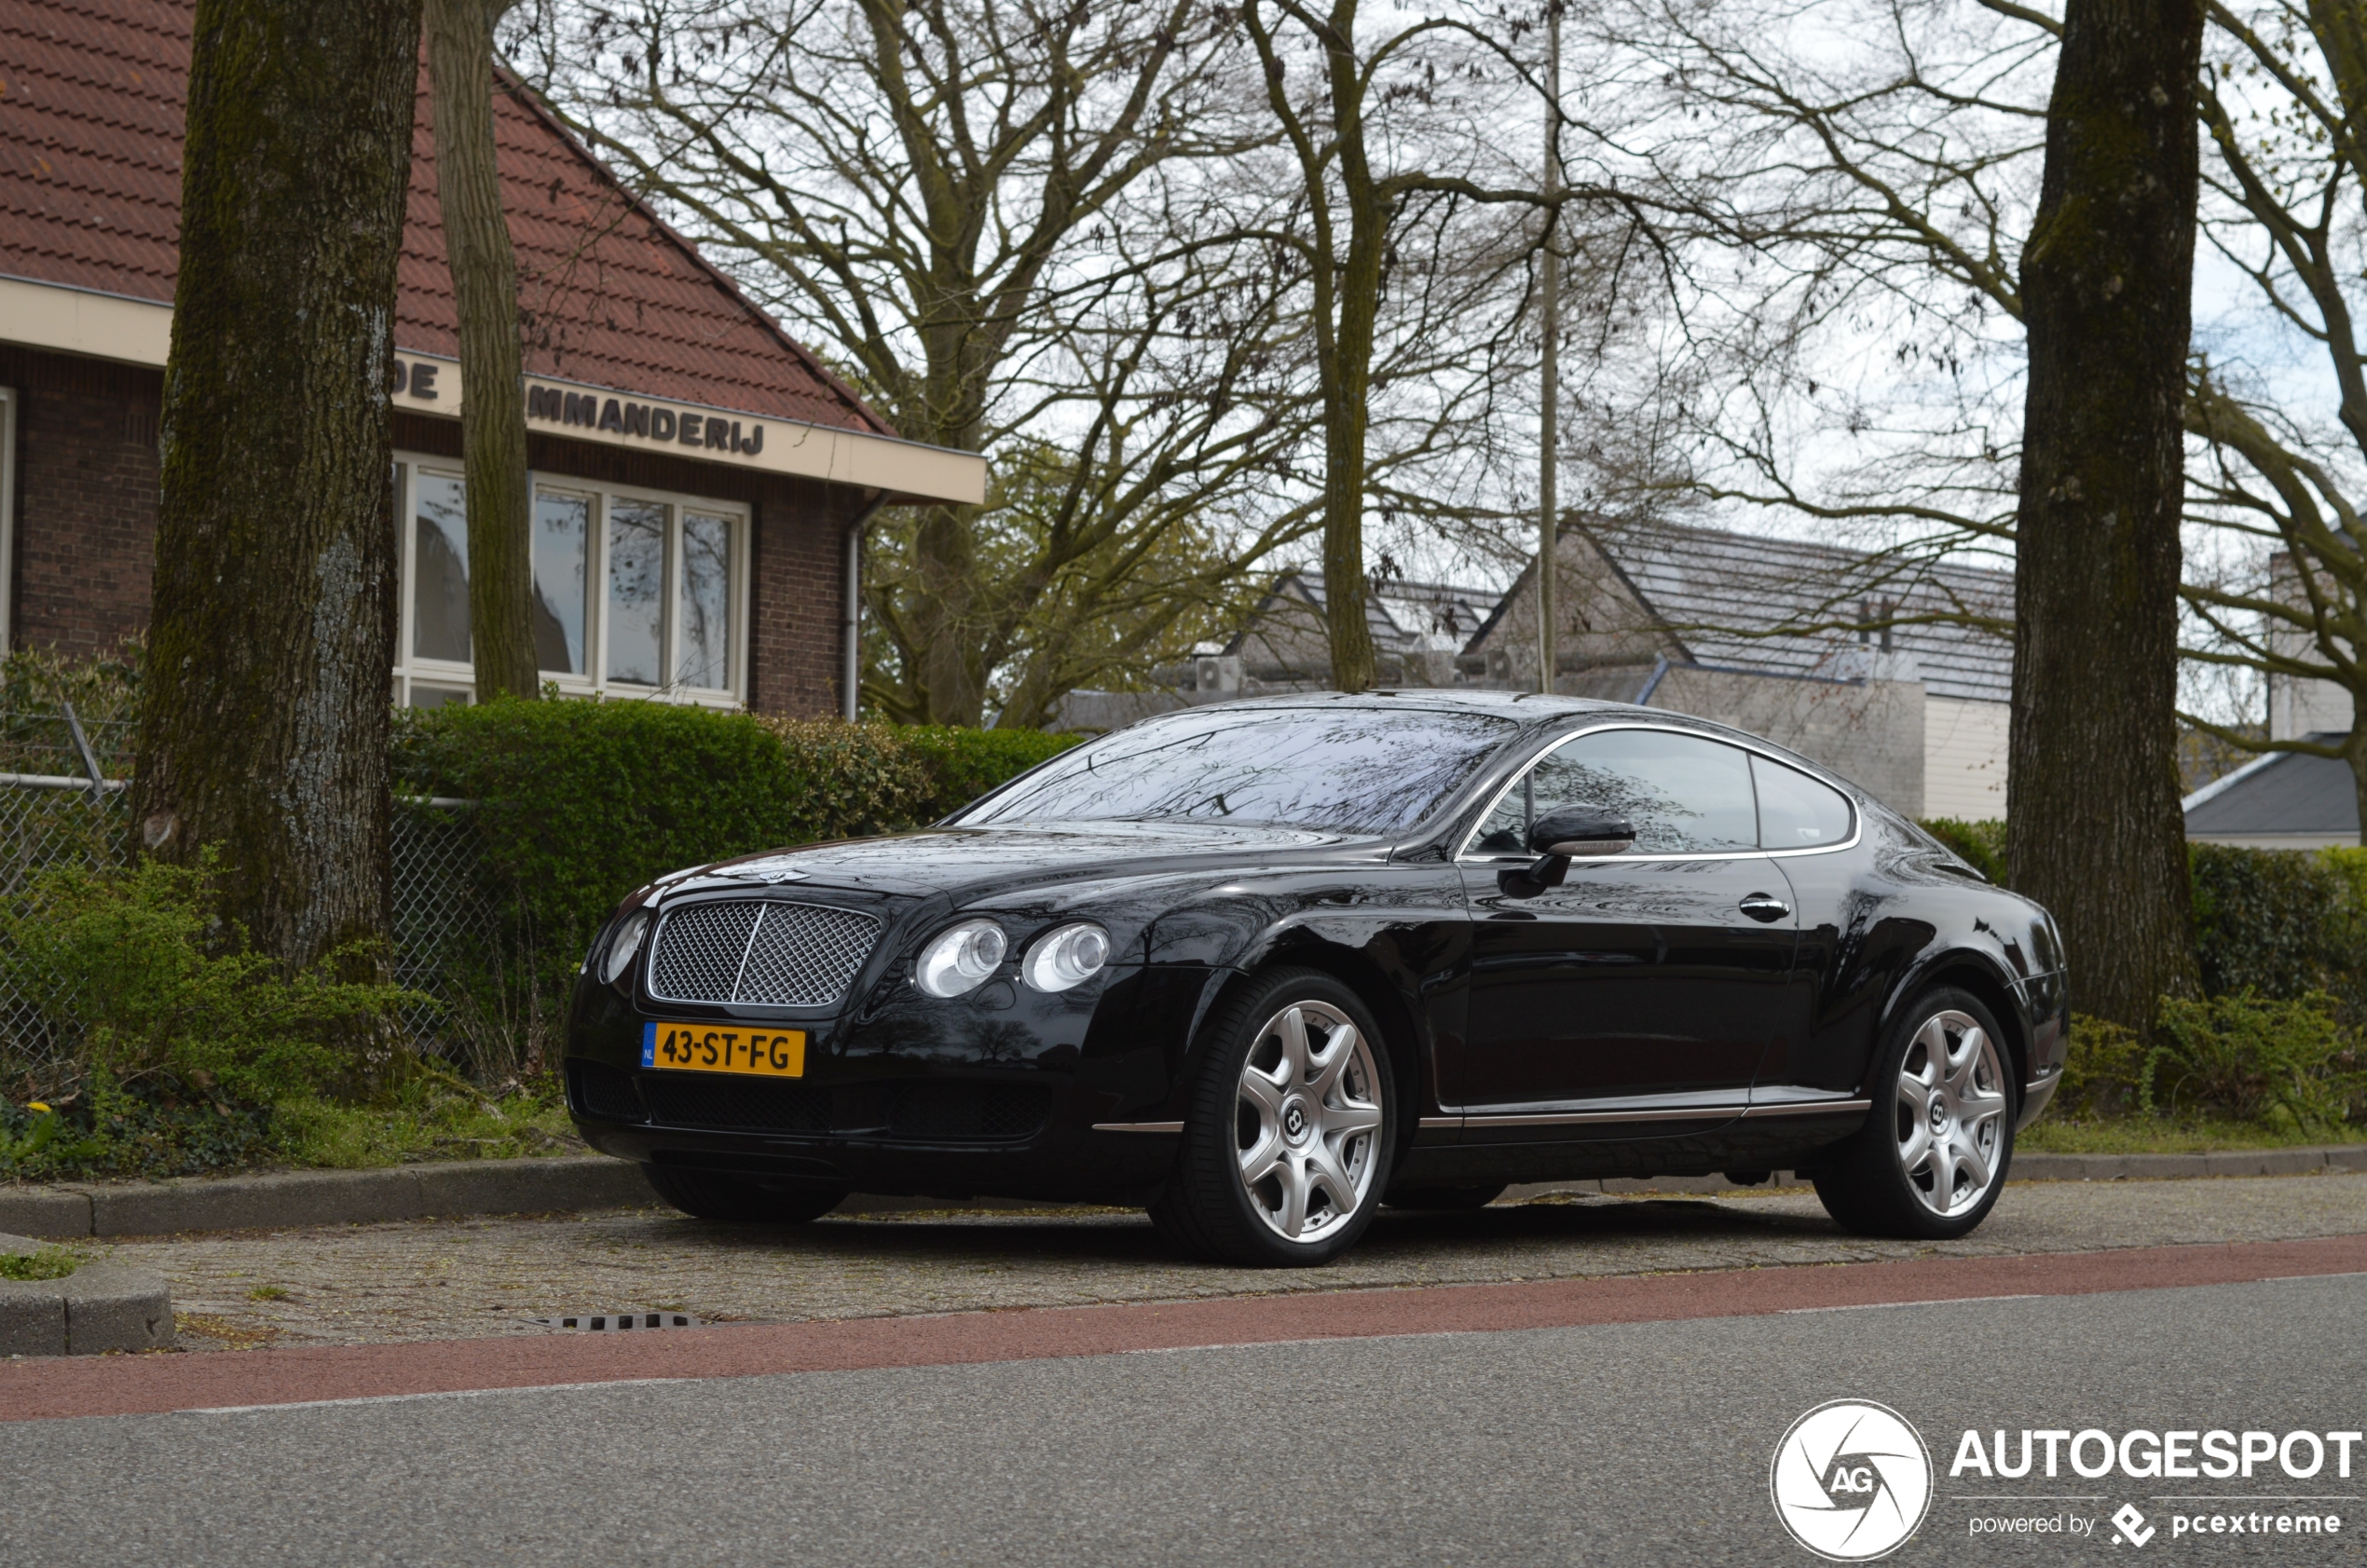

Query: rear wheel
<box><xmin>1384</xmin><ymin>1183</ymin><xmax>1507</xmax><ymax>1210</ymax></box>
<box><xmin>641</xmin><ymin>1165</ymin><xmax>848</xmax><ymax>1224</ymax></box>
<box><xmin>1813</xmin><ymin>987</ymin><xmax>2015</xmax><ymax>1240</ymax></box>
<box><xmin>1149</xmin><ymin>968</ymin><xmax>1396</xmax><ymax>1267</ymax></box>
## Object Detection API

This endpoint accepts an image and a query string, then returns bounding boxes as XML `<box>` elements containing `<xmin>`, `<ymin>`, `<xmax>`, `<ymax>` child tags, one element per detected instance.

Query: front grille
<box><xmin>639</xmin><ymin>1073</ymin><xmax>834</xmax><ymax>1134</ymax></box>
<box><xmin>647</xmin><ymin>899</ymin><xmax>881</xmax><ymax>1006</ymax></box>
<box><xmin>886</xmin><ymin>1084</ymin><xmax>1053</xmax><ymax>1142</ymax></box>
<box><xmin>568</xmin><ymin>1059</ymin><xmax>645</xmax><ymax>1123</ymax></box>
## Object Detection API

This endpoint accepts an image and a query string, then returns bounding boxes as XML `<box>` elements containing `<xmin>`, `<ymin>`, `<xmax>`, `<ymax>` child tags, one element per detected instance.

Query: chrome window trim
<box><xmin>1451</xmin><ymin>719</ymin><xmax>1864</xmax><ymax>866</ymax></box>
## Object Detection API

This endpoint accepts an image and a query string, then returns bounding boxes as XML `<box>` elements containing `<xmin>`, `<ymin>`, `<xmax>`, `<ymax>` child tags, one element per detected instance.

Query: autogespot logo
<box><xmin>1772</xmin><ymin>1399</ymin><xmax>1935</xmax><ymax>1561</ymax></box>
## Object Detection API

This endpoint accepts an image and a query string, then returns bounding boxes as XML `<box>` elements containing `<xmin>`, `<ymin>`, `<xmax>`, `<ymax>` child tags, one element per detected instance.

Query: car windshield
<box><xmin>952</xmin><ymin>706</ymin><xmax>1521</xmax><ymax>837</ymax></box>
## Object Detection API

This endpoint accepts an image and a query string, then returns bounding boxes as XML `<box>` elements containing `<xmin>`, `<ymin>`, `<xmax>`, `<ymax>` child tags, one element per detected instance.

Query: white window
<box><xmin>393</xmin><ymin>456</ymin><xmax>747</xmax><ymax>708</ymax></box>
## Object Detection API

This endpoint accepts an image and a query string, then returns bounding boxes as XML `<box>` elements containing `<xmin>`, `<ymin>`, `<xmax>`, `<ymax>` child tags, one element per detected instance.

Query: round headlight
<box><xmin>1022</xmin><ymin>922</ymin><xmax>1110</xmax><ymax>992</ymax></box>
<box><xmin>601</xmin><ymin>908</ymin><xmax>651</xmax><ymax>986</ymax></box>
<box><xmin>915</xmin><ymin>919</ymin><xmax>1007</xmax><ymax>998</ymax></box>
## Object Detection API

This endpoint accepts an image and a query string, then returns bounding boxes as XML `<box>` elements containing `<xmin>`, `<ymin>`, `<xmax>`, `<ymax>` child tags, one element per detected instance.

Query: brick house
<box><xmin>0</xmin><ymin>0</ymin><xmax>979</xmax><ymax>716</ymax></box>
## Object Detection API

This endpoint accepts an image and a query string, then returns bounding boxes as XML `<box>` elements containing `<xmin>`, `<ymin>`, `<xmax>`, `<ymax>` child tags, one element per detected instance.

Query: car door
<box><xmin>1446</xmin><ymin>727</ymin><xmax>1800</xmax><ymax>1125</ymax></box>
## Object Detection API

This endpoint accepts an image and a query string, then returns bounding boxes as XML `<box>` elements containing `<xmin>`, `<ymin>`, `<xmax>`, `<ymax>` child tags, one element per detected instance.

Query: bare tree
<box><xmin>428</xmin><ymin>0</ymin><xmax>539</xmax><ymax>702</ymax></box>
<box><xmin>137</xmin><ymin>0</ymin><xmax>420</xmax><ymax>978</ymax></box>
<box><xmin>515</xmin><ymin>0</ymin><xmax>1317</xmax><ymax>724</ymax></box>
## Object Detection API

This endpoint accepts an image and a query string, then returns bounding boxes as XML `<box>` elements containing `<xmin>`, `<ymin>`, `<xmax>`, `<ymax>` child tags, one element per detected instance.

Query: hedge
<box><xmin>394</xmin><ymin>700</ymin><xmax>1079</xmax><ymax>998</ymax></box>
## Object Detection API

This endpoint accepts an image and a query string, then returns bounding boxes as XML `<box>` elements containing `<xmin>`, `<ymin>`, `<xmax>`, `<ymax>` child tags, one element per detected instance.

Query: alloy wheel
<box><xmin>1893</xmin><ymin>1009</ymin><xmax>2009</xmax><ymax>1216</ymax></box>
<box><xmin>1233</xmin><ymin>1000</ymin><xmax>1384</xmax><ymax>1244</ymax></box>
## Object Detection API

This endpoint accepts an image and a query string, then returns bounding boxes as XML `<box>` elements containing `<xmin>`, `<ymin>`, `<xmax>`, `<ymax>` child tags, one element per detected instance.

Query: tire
<box><xmin>642</xmin><ymin>1164</ymin><xmax>848</xmax><ymax>1224</ymax></box>
<box><xmin>1384</xmin><ymin>1183</ymin><xmax>1507</xmax><ymax>1211</ymax></box>
<box><xmin>1148</xmin><ymin>968</ymin><xmax>1398</xmax><ymax>1267</ymax></box>
<box><xmin>1813</xmin><ymin>986</ymin><xmax>2017</xmax><ymax>1240</ymax></box>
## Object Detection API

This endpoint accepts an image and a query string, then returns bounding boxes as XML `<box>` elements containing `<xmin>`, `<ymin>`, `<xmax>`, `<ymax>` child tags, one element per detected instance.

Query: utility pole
<box><xmin>1537</xmin><ymin>2</ymin><xmax>1562</xmax><ymax>697</ymax></box>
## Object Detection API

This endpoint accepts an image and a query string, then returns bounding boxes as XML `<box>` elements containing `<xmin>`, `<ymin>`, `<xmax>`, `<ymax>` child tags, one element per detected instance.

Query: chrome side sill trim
<box><xmin>1455</xmin><ymin>1100</ymin><xmax>1749</xmax><ymax>1129</ymax></box>
<box><xmin>1416</xmin><ymin>1116</ymin><xmax>1462</xmax><ymax>1130</ymax></box>
<box><xmin>1092</xmin><ymin>1120</ymin><xmax>1184</xmax><ymax>1134</ymax></box>
<box><xmin>1738</xmin><ymin>1098</ymin><xmax>1871</xmax><ymax>1119</ymax></box>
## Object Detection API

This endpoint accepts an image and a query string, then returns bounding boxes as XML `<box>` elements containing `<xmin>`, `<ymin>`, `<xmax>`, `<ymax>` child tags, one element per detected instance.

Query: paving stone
<box><xmin>413</xmin><ymin>1157</ymin><xmax>652</xmax><ymax>1219</ymax></box>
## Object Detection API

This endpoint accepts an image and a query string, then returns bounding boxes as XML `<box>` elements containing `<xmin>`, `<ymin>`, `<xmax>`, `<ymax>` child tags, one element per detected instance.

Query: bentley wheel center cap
<box><xmin>1928</xmin><ymin>1097</ymin><xmax>1950</xmax><ymax>1135</ymax></box>
<box><xmin>1281</xmin><ymin>1100</ymin><xmax>1312</xmax><ymax>1144</ymax></box>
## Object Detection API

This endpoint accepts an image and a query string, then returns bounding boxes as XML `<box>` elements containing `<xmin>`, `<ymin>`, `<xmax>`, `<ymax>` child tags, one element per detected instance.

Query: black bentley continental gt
<box><xmin>565</xmin><ymin>690</ymin><xmax>2067</xmax><ymax>1266</ymax></box>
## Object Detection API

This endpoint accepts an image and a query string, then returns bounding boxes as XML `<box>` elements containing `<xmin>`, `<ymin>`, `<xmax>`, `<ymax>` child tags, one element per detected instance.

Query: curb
<box><xmin>0</xmin><ymin>1234</ymin><xmax>173</xmax><ymax>1357</ymax></box>
<box><xmin>0</xmin><ymin>1157</ymin><xmax>659</xmax><ymax>1241</ymax></box>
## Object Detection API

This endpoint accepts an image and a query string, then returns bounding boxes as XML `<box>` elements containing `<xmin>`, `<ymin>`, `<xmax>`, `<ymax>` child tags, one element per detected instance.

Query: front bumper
<box><xmin>564</xmin><ymin>961</ymin><xmax>1218</xmax><ymax>1204</ymax></box>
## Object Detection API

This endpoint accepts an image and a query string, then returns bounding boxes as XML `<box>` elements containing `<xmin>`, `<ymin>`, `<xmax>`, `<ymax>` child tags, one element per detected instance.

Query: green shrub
<box><xmin>2145</xmin><ymin>992</ymin><xmax>2366</xmax><ymax>1132</ymax></box>
<box><xmin>900</xmin><ymin>726</ymin><xmax>1081</xmax><ymax>820</ymax></box>
<box><xmin>0</xmin><ymin>1245</ymin><xmax>78</xmax><ymax>1281</ymax></box>
<box><xmin>1918</xmin><ymin>817</ymin><xmax>2007</xmax><ymax>883</ymax></box>
<box><xmin>2187</xmin><ymin>844</ymin><xmax>2367</xmax><ymax>1013</ymax></box>
<box><xmin>0</xmin><ymin>855</ymin><xmax>417</xmax><ymax>1106</ymax></box>
<box><xmin>2052</xmin><ymin>1014</ymin><xmax>2148</xmax><ymax>1120</ymax></box>
<box><xmin>394</xmin><ymin>700</ymin><xmax>1079</xmax><ymax>1014</ymax></box>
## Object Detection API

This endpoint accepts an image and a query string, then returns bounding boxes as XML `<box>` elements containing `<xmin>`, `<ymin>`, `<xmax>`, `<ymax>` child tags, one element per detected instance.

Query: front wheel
<box><xmin>1149</xmin><ymin>969</ymin><xmax>1396</xmax><ymax>1267</ymax></box>
<box><xmin>1813</xmin><ymin>987</ymin><xmax>2016</xmax><ymax>1240</ymax></box>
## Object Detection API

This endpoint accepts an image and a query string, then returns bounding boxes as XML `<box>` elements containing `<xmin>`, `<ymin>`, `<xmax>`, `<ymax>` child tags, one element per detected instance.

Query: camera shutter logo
<box><xmin>1770</xmin><ymin>1399</ymin><xmax>1934</xmax><ymax>1561</ymax></box>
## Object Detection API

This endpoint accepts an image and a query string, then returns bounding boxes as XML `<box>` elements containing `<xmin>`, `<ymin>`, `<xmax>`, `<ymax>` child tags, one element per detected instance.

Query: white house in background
<box><xmin>1460</xmin><ymin>521</ymin><xmax>2015</xmax><ymax>822</ymax></box>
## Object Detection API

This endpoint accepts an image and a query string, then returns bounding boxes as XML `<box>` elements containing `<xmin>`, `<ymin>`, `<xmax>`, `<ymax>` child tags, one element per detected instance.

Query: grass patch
<box><xmin>2019</xmin><ymin>1118</ymin><xmax>2367</xmax><ymax>1155</ymax></box>
<box><xmin>268</xmin><ymin>1073</ymin><xmax>582</xmax><ymax>1169</ymax></box>
<box><xmin>0</xmin><ymin>1246</ymin><xmax>79</xmax><ymax>1281</ymax></box>
<box><xmin>246</xmin><ymin>1285</ymin><xmax>288</xmax><ymax>1302</ymax></box>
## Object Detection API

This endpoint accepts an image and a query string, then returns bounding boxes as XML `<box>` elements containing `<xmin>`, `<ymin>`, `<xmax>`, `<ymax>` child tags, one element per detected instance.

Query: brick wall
<box><xmin>0</xmin><ymin>386</ymin><xmax>853</xmax><ymax>715</ymax></box>
<box><xmin>1</xmin><ymin>346</ymin><xmax>164</xmax><ymax>656</ymax></box>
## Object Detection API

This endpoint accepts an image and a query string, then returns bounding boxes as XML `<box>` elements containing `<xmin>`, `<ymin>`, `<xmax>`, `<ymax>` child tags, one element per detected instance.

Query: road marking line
<box><xmin>2260</xmin><ymin>1270</ymin><xmax>2367</xmax><ymax>1282</ymax></box>
<box><xmin>185</xmin><ymin>1378</ymin><xmax>675</xmax><ymax>1415</ymax></box>
<box><xmin>1781</xmin><ymin>1294</ymin><xmax>2040</xmax><ymax>1314</ymax></box>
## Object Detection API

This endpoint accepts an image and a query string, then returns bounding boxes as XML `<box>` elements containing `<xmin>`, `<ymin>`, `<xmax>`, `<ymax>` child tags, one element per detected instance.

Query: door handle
<box><xmin>1739</xmin><ymin>893</ymin><xmax>1790</xmax><ymax>922</ymax></box>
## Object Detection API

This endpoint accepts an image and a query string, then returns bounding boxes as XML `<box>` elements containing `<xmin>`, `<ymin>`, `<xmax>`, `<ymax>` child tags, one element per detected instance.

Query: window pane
<box><xmin>1752</xmin><ymin>755</ymin><xmax>1854</xmax><ymax>848</ymax></box>
<box><xmin>1526</xmin><ymin>729</ymin><xmax>1758</xmax><ymax>853</ymax></box>
<box><xmin>411</xmin><ymin>472</ymin><xmax>470</xmax><ymax>662</ymax></box>
<box><xmin>607</xmin><ymin>498</ymin><xmax>666</xmax><ymax>684</ymax></box>
<box><xmin>956</xmin><ymin>707</ymin><xmax>1518</xmax><ymax>836</ymax></box>
<box><xmin>532</xmin><ymin>492</ymin><xmax>590</xmax><ymax>675</ymax></box>
<box><xmin>677</xmin><ymin>511</ymin><xmax>732</xmax><ymax>689</ymax></box>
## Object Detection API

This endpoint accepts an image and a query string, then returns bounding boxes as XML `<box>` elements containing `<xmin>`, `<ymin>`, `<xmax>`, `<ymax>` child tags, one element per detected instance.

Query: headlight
<box><xmin>915</xmin><ymin>919</ymin><xmax>1007</xmax><ymax>998</ymax></box>
<box><xmin>1022</xmin><ymin>922</ymin><xmax>1110</xmax><ymax>992</ymax></box>
<box><xmin>601</xmin><ymin>908</ymin><xmax>651</xmax><ymax>986</ymax></box>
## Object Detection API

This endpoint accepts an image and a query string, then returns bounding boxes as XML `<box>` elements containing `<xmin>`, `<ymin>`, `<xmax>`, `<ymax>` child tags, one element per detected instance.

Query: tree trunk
<box><xmin>135</xmin><ymin>0</ymin><xmax>420</xmax><ymax>978</ymax></box>
<box><xmin>2008</xmin><ymin>0</ymin><xmax>2204</xmax><ymax>1029</ymax></box>
<box><xmin>426</xmin><ymin>0</ymin><xmax>537</xmax><ymax>702</ymax></box>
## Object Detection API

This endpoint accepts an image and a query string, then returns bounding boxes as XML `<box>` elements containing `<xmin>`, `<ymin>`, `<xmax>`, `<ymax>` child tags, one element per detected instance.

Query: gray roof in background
<box><xmin>1584</xmin><ymin>522</ymin><xmax>2016</xmax><ymax>704</ymax></box>
<box><xmin>1231</xmin><ymin>571</ymin><xmax>1500</xmax><ymax>658</ymax></box>
<box><xmin>2182</xmin><ymin>740</ymin><xmax>2359</xmax><ymax>836</ymax></box>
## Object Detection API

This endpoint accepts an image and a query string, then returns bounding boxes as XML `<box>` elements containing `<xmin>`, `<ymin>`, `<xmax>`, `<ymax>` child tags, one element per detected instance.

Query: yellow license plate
<box><xmin>640</xmin><ymin>1022</ymin><xmax>806</xmax><ymax>1077</ymax></box>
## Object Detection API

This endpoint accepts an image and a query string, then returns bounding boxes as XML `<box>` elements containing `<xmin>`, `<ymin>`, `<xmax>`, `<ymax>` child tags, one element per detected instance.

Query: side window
<box><xmin>1751</xmin><ymin>755</ymin><xmax>1854</xmax><ymax>848</ymax></box>
<box><xmin>1471</xmin><ymin>729</ymin><xmax>1759</xmax><ymax>854</ymax></box>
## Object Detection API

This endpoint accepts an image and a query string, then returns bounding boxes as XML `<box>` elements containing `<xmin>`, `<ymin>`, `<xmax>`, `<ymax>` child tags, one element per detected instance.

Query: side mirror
<box><xmin>1501</xmin><ymin>809</ymin><xmax>1635</xmax><ymax>899</ymax></box>
<box><xmin>1528</xmin><ymin>809</ymin><xmax>1635</xmax><ymax>859</ymax></box>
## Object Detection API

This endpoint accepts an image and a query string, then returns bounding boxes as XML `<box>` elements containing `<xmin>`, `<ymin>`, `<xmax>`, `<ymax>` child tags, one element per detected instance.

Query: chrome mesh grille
<box><xmin>647</xmin><ymin>899</ymin><xmax>881</xmax><ymax>1007</ymax></box>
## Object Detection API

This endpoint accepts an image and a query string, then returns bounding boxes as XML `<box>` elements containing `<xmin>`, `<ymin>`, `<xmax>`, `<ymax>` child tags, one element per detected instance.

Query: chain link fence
<box><xmin>0</xmin><ymin>705</ymin><xmax>518</xmax><ymax>1088</ymax></box>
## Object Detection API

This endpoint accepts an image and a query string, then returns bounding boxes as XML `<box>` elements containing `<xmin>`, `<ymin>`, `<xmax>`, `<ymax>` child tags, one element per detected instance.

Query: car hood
<box><xmin>653</xmin><ymin>819</ymin><xmax>1389</xmax><ymax>905</ymax></box>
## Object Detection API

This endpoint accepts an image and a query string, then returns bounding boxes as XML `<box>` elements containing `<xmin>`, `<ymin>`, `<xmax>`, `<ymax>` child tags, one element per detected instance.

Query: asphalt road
<box><xmin>5</xmin><ymin>1273</ymin><xmax>2361</xmax><ymax>1567</ymax></box>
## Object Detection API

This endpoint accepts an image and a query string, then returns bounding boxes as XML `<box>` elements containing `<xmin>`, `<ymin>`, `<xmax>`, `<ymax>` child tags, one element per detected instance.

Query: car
<box><xmin>563</xmin><ymin>689</ymin><xmax>2068</xmax><ymax>1267</ymax></box>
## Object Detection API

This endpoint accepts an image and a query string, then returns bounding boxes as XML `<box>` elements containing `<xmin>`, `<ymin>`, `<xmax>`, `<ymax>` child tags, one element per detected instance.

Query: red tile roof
<box><xmin>0</xmin><ymin>0</ymin><xmax>887</xmax><ymax>434</ymax></box>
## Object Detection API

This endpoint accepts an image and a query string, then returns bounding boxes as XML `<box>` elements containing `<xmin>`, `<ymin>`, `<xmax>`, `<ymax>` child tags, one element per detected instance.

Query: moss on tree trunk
<box><xmin>134</xmin><ymin>0</ymin><xmax>421</xmax><ymax>980</ymax></box>
<box><xmin>2010</xmin><ymin>0</ymin><xmax>2205</xmax><ymax>1029</ymax></box>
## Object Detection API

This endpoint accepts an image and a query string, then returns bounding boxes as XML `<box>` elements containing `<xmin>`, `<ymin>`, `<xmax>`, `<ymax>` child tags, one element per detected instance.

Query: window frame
<box><xmin>391</xmin><ymin>454</ymin><xmax>750</xmax><ymax>709</ymax></box>
<box><xmin>1454</xmin><ymin>720</ymin><xmax>1862</xmax><ymax>864</ymax></box>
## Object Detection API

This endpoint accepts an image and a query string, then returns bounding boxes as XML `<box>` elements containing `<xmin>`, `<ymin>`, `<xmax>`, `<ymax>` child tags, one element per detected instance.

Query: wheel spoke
<box><xmin>1324</xmin><ymin>1098</ymin><xmax>1382</xmax><ymax>1139</ymax></box>
<box><xmin>1238</xmin><ymin>1126</ymin><xmax>1285</xmax><ymax>1187</ymax></box>
<box><xmin>1927</xmin><ymin>1138</ymin><xmax>1960</xmax><ymax>1211</ymax></box>
<box><xmin>1275</xmin><ymin>1153</ymin><xmax>1311</xmax><ymax>1237</ymax></box>
<box><xmin>1953</xmin><ymin>1133</ymin><xmax>1992</xmax><ymax>1193</ymax></box>
<box><xmin>1239</xmin><ymin>1063</ymin><xmax>1287</xmax><ymax>1117</ymax></box>
<box><xmin>1913</xmin><ymin>1016</ymin><xmax>1949</xmax><ymax>1070</ymax></box>
<box><xmin>1896</xmin><ymin>1122</ymin><xmax>1934</xmax><ymax>1176</ymax></box>
<box><xmin>1275</xmin><ymin>1007</ymin><xmax>1312</xmax><ymax>1084</ymax></box>
<box><xmin>1307</xmin><ymin>1022</ymin><xmax>1359</xmax><ymax>1098</ymax></box>
<box><xmin>1959</xmin><ymin>1084</ymin><xmax>2008</xmax><ymax>1130</ymax></box>
<box><xmin>1946</xmin><ymin>1027</ymin><xmax>1988</xmax><ymax>1095</ymax></box>
<box><xmin>1897</xmin><ymin>1072</ymin><xmax>1933</xmax><ymax>1125</ymax></box>
<box><xmin>1305</xmin><ymin>1137</ymin><xmax>1356</xmax><ymax>1215</ymax></box>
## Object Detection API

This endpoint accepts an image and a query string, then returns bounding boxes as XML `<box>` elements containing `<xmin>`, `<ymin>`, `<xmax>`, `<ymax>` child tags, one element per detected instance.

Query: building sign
<box><xmin>524</xmin><ymin>384</ymin><xmax>765</xmax><ymax>457</ymax></box>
